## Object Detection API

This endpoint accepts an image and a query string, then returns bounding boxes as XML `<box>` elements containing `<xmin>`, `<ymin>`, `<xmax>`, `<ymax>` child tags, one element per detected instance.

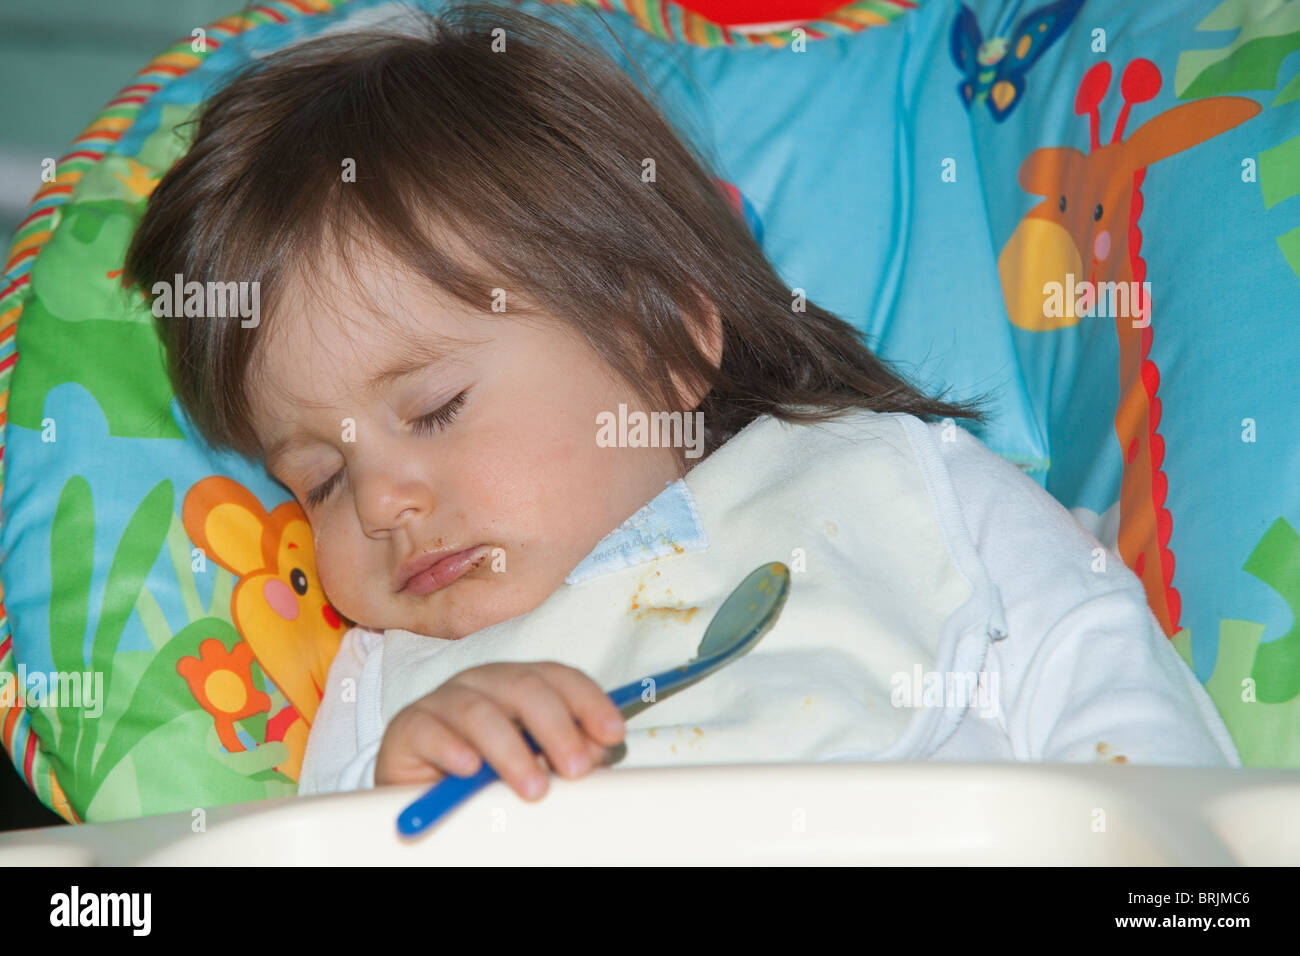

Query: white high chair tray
<box><xmin>1</xmin><ymin>762</ymin><xmax>1296</xmax><ymax>865</ymax></box>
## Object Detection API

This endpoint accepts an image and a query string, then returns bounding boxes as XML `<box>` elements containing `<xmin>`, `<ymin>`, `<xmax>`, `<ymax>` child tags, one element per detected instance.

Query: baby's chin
<box><xmin>358</xmin><ymin>575</ymin><xmax>552</xmax><ymax>640</ymax></box>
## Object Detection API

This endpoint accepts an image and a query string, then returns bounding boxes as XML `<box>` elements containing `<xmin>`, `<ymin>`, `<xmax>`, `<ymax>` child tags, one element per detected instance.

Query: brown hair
<box><xmin>122</xmin><ymin>0</ymin><xmax>988</xmax><ymax>468</ymax></box>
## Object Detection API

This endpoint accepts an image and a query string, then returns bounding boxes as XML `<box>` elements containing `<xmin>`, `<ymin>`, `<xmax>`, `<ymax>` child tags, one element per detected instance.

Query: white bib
<box><xmin>380</xmin><ymin>410</ymin><xmax>1005</xmax><ymax>765</ymax></box>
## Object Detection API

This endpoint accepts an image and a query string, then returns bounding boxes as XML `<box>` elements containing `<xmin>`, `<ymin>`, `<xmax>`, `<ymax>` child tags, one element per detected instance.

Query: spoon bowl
<box><xmin>607</xmin><ymin>561</ymin><xmax>790</xmax><ymax>716</ymax></box>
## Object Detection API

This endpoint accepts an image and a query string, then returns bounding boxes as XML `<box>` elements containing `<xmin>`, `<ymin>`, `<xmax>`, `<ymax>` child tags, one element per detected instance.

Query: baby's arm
<box><xmin>932</xmin><ymin>422</ymin><xmax>1239</xmax><ymax>766</ymax></box>
<box><xmin>1007</xmin><ymin>585</ymin><xmax>1240</xmax><ymax>765</ymax></box>
<box><xmin>298</xmin><ymin>626</ymin><xmax>384</xmax><ymax>795</ymax></box>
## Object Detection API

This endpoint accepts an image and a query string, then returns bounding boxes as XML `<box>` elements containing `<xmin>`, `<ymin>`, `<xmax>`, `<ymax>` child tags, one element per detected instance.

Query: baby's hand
<box><xmin>374</xmin><ymin>662</ymin><xmax>626</xmax><ymax>799</ymax></box>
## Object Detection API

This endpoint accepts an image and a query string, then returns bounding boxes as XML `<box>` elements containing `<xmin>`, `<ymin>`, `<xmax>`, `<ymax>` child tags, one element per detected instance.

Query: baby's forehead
<box><xmin>250</xmin><ymin>277</ymin><xmax>486</xmax><ymax>408</ymax></box>
<box><xmin>264</xmin><ymin>266</ymin><xmax>437</xmax><ymax>356</ymax></box>
<box><xmin>249</xmin><ymin>227</ymin><xmax>536</xmax><ymax>416</ymax></box>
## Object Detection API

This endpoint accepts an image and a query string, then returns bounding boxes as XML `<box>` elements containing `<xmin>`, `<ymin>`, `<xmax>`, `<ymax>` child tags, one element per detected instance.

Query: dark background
<box><xmin>2</xmin><ymin>759</ymin><xmax>66</xmax><ymax>831</ymax></box>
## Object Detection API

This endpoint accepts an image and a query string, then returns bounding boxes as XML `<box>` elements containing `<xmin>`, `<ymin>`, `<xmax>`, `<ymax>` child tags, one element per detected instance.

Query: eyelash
<box><xmin>411</xmin><ymin>388</ymin><xmax>469</xmax><ymax>436</ymax></box>
<box><xmin>303</xmin><ymin>389</ymin><xmax>470</xmax><ymax>509</ymax></box>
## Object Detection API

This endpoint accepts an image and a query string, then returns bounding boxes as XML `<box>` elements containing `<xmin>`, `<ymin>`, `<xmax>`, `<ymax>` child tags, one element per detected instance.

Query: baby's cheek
<box><xmin>309</xmin><ymin>527</ymin><xmax>333</xmax><ymax>589</ymax></box>
<box><xmin>312</xmin><ymin>559</ymin><xmax>345</xmax><ymax>616</ymax></box>
<box><xmin>310</xmin><ymin>528</ymin><xmax>362</xmax><ymax>618</ymax></box>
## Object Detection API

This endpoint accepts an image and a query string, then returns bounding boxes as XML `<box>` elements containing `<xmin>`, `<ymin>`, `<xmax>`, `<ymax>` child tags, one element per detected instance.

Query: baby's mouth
<box><xmin>398</xmin><ymin>544</ymin><xmax>492</xmax><ymax>596</ymax></box>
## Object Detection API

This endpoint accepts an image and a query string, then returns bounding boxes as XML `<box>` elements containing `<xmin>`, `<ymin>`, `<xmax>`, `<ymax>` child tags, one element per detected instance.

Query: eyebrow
<box><xmin>360</xmin><ymin>337</ymin><xmax>469</xmax><ymax>397</ymax></box>
<box><xmin>261</xmin><ymin>336</ymin><xmax>469</xmax><ymax>473</ymax></box>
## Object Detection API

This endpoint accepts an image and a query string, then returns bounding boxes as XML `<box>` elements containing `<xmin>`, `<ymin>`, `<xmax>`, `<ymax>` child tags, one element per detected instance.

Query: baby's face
<box><xmin>249</xmin><ymin>251</ymin><xmax>688</xmax><ymax>639</ymax></box>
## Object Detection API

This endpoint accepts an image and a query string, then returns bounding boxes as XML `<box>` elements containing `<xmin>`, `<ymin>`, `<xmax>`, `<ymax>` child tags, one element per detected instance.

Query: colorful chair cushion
<box><xmin>3</xmin><ymin>0</ymin><xmax>1296</xmax><ymax>825</ymax></box>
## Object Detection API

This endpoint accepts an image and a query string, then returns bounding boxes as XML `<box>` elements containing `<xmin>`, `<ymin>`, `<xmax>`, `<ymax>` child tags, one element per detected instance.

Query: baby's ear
<box><xmin>665</xmin><ymin>287</ymin><xmax>722</xmax><ymax>413</ymax></box>
<box><xmin>684</xmin><ymin>284</ymin><xmax>723</xmax><ymax>370</ymax></box>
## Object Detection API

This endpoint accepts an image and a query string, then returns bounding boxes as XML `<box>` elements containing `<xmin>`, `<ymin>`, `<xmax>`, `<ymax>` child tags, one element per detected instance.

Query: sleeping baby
<box><xmin>121</xmin><ymin>1</ymin><xmax>1239</xmax><ymax>802</ymax></box>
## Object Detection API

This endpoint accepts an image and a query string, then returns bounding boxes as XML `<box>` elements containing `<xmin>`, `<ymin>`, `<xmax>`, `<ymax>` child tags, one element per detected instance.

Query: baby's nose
<box><xmin>353</xmin><ymin>471</ymin><xmax>432</xmax><ymax>537</ymax></box>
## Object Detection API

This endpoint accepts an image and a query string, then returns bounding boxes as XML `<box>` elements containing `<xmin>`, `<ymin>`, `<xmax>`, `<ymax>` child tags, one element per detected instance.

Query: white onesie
<box><xmin>298</xmin><ymin>410</ymin><xmax>1240</xmax><ymax>794</ymax></box>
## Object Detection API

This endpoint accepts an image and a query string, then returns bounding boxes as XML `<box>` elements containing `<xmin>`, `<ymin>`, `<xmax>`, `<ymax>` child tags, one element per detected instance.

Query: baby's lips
<box><xmin>401</xmin><ymin>544</ymin><xmax>492</xmax><ymax>596</ymax></box>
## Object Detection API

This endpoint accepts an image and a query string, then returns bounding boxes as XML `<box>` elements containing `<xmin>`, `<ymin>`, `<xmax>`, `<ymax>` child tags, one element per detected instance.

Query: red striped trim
<box><xmin>15</xmin><ymin>208</ymin><xmax>54</xmax><ymax>233</ymax></box>
<box><xmin>141</xmin><ymin>63</ymin><xmax>188</xmax><ymax>77</ymax></box>
<box><xmin>164</xmin><ymin>30</ymin><xmax>225</xmax><ymax>50</ymax></box>
<box><xmin>0</xmin><ymin>354</ymin><xmax>17</xmax><ymax>376</ymax></box>
<box><xmin>0</xmin><ymin>277</ymin><xmax>30</xmax><ymax>301</ymax></box>
<box><xmin>22</xmin><ymin>731</ymin><xmax>36</xmax><ymax>783</ymax></box>
<box><xmin>254</xmin><ymin>5</ymin><xmax>290</xmax><ymax>23</ymax></box>
<box><xmin>1</xmin><ymin>704</ymin><xmax>19</xmax><ymax>756</ymax></box>
<box><xmin>71</xmin><ymin>129</ymin><xmax>121</xmax><ymax>145</ymax></box>
<box><xmin>60</xmin><ymin>149</ymin><xmax>103</xmax><ymax>164</ymax></box>
<box><xmin>5</xmin><ymin>248</ymin><xmax>40</xmax><ymax>270</ymax></box>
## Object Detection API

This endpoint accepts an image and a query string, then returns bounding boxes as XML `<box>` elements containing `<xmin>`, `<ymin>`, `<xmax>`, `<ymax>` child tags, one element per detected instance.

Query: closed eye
<box><xmin>411</xmin><ymin>388</ymin><xmax>469</xmax><ymax>436</ymax></box>
<box><xmin>303</xmin><ymin>389</ymin><xmax>470</xmax><ymax>509</ymax></box>
<box><xmin>305</xmin><ymin>469</ymin><xmax>343</xmax><ymax>509</ymax></box>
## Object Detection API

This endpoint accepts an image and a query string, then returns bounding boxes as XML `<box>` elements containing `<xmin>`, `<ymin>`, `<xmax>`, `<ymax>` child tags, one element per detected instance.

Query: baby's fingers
<box><xmin>505</xmin><ymin>674</ymin><xmax>604</xmax><ymax>780</ymax></box>
<box><xmin>532</xmin><ymin>662</ymin><xmax>626</xmax><ymax>747</ymax></box>
<box><xmin>444</xmin><ymin>688</ymin><xmax>551</xmax><ymax>800</ymax></box>
<box><xmin>376</xmin><ymin>706</ymin><xmax>481</xmax><ymax>786</ymax></box>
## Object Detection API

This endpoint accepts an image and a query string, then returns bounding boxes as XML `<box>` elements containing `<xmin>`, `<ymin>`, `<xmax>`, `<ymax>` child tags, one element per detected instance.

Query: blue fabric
<box><xmin>566</xmin><ymin>479</ymin><xmax>708</xmax><ymax>585</ymax></box>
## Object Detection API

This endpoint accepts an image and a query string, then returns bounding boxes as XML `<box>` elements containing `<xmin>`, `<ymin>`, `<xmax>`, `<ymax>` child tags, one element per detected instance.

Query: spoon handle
<box><xmin>396</xmin><ymin>729</ymin><xmax>543</xmax><ymax>836</ymax></box>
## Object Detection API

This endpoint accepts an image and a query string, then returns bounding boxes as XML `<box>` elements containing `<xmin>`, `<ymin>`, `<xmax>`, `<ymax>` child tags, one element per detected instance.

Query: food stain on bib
<box><xmin>634</xmin><ymin>605</ymin><xmax>699</xmax><ymax>625</ymax></box>
<box><xmin>1095</xmin><ymin>741</ymin><xmax>1128</xmax><ymax>764</ymax></box>
<box><xmin>626</xmin><ymin>566</ymin><xmax>697</xmax><ymax>623</ymax></box>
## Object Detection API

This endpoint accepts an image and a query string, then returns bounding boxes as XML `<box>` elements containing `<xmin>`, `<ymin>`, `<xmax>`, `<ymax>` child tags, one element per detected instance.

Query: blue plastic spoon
<box><xmin>397</xmin><ymin>561</ymin><xmax>791</xmax><ymax>837</ymax></box>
